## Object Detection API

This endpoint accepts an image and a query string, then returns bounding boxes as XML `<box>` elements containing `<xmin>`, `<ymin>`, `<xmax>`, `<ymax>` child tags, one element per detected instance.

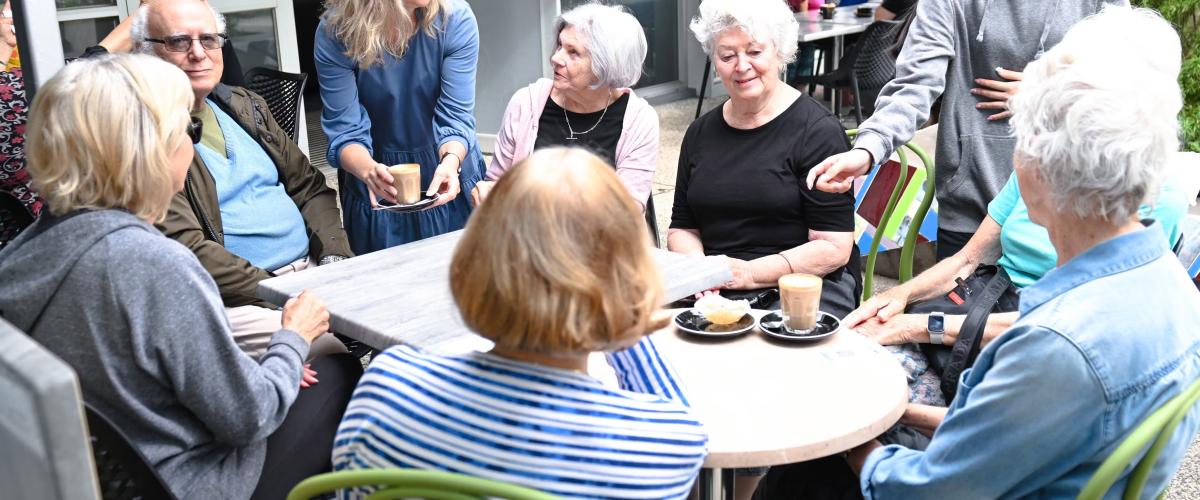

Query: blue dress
<box><xmin>315</xmin><ymin>0</ymin><xmax>484</xmax><ymax>254</ymax></box>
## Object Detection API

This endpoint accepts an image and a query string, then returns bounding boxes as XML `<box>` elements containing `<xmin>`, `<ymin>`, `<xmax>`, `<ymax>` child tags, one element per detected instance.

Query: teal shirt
<box><xmin>989</xmin><ymin>173</ymin><xmax>1187</xmax><ymax>288</ymax></box>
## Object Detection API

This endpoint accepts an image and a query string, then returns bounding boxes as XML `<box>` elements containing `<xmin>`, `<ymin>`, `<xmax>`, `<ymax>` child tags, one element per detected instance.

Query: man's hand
<box><xmin>972</xmin><ymin>67</ymin><xmax>1024</xmax><ymax>121</ymax></box>
<box><xmin>281</xmin><ymin>290</ymin><xmax>330</xmax><ymax>345</ymax></box>
<box><xmin>844</xmin><ymin>290</ymin><xmax>910</xmax><ymax>329</ymax></box>
<box><xmin>806</xmin><ymin>149</ymin><xmax>873</xmax><ymax>193</ymax></box>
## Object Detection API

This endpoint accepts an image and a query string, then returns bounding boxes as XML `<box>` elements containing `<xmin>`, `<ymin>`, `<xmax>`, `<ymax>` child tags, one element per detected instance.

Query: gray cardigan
<box><xmin>0</xmin><ymin>209</ymin><xmax>310</xmax><ymax>499</ymax></box>
<box><xmin>854</xmin><ymin>0</ymin><xmax>1126</xmax><ymax>234</ymax></box>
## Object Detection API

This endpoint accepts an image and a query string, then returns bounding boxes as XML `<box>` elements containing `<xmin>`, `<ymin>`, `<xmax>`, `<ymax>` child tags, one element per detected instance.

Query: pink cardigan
<box><xmin>485</xmin><ymin>78</ymin><xmax>659</xmax><ymax>206</ymax></box>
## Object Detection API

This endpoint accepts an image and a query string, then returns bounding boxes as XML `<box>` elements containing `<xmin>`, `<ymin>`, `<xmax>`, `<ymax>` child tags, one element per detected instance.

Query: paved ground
<box><xmin>304</xmin><ymin>95</ymin><xmax>1200</xmax><ymax>496</ymax></box>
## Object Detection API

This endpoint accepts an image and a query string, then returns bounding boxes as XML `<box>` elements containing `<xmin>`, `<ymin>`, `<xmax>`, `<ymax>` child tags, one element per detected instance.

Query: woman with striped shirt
<box><xmin>332</xmin><ymin>147</ymin><xmax>708</xmax><ymax>498</ymax></box>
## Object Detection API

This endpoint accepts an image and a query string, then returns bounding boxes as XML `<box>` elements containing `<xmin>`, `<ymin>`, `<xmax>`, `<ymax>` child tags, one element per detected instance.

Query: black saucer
<box><xmin>674</xmin><ymin>309</ymin><xmax>756</xmax><ymax>338</ymax></box>
<box><xmin>374</xmin><ymin>194</ymin><xmax>439</xmax><ymax>213</ymax></box>
<box><xmin>757</xmin><ymin>311</ymin><xmax>841</xmax><ymax>342</ymax></box>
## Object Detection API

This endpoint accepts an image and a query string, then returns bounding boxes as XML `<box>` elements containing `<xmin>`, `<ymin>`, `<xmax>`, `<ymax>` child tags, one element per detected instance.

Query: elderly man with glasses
<box><xmin>131</xmin><ymin>0</ymin><xmax>352</xmax><ymax>359</ymax></box>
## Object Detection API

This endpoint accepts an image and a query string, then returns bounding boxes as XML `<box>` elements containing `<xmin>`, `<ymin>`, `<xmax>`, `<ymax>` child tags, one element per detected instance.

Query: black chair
<box><xmin>85</xmin><ymin>403</ymin><xmax>177</xmax><ymax>500</ymax></box>
<box><xmin>792</xmin><ymin>20</ymin><xmax>903</xmax><ymax>124</ymax></box>
<box><xmin>244</xmin><ymin>67</ymin><xmax>309</xmax><ymax>142</ymax></box>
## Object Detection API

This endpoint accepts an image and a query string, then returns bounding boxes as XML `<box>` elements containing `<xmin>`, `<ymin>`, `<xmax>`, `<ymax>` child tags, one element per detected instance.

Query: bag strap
<box><xmin>940</xmin><ymin>267</ymin><xmax>1012</xmax><ymax>401</ymax></box>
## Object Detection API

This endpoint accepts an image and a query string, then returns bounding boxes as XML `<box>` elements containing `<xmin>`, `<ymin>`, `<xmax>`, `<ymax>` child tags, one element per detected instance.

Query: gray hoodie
<box><xmin>854</xmin><ymin>0</ymin><xmax>1127</xmax><ymax>234</ymax></box>
<box><xmin>0</xmin><ymin>209</ymin><xmax>309</xmax><ymax>499</ymax></box>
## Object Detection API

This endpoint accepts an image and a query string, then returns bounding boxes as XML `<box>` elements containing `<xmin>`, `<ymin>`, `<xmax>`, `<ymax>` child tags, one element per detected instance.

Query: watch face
<box><xmin>929</xmin><ymin>314</ymin><xmax>945</xmax><ymax>332</ymax></box>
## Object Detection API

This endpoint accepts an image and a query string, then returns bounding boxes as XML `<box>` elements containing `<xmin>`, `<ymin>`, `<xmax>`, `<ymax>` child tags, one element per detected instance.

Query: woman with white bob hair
<box><xmin>473</xmin><ymin>2</ymin><xmax>658</xmax><ymax>209</ymax></box>
<box><xmin>840</xmin><ymin>7</ymin><xmax>1200</xmax><ymax>498</ymax></box>
<box><xmin>0</xmin><ymin>54</ymin><xmax>360</xmax><ymax>500</ymax></box>
<box><xmin>670</xmin><ymin>0</ymin><xmax>859</xmax><ymax>322</ymax></box>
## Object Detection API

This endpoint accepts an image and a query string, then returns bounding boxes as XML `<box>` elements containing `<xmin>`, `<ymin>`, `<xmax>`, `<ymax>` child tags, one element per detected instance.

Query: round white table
<box><xmin>641</xmin><ymin>309</ymin><xmax>908</xmax><ymax>499</ymax></box>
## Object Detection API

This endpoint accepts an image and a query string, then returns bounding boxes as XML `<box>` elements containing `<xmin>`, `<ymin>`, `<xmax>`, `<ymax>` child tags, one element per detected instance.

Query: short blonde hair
<box><xmin>323</xmin><ymin>0</ymin><xmax>447</xmax><ymax>69</ymax></box>
<box><xmin>450</xmin><ymin>148</ymin><xmax>666</xmax><ymax>354</ymax></box>
<box><xmin>26</xmin><ymin>54</ymin><xmax>194</xmax><ymax>222</ymax></box>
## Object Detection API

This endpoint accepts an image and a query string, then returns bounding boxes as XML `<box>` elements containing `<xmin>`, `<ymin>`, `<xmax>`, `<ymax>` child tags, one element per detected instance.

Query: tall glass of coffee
<box><xmin>387</xmin><ymin>163</ymin><xmax>422</xmax><ymax>204</ymax></box>
<box><xmin>779</xmin><ymin>273</ymin><xmax>822</xmax><ymax>331</ymax></box>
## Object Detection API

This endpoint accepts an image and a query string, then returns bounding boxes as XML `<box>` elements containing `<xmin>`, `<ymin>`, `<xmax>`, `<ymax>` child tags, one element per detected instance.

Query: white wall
<box><xmin>468</xmin><ymin>0</ymin><xmax>557</xmax><ymax>151</ymax></box>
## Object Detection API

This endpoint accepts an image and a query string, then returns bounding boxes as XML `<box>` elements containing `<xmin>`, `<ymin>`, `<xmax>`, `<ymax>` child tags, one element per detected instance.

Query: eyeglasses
<box><xmin>187</xmin><ymin>117</ymin><xmax>203</xmax><ymax>144</ymax></box>
<box><xmin>144</xmin><ymin>33</ymin><xmax>228</xmax><ymax>53</ymax></box>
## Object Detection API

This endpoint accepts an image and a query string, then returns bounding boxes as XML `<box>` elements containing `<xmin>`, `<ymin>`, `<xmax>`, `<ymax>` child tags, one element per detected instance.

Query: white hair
<box><xmin>1008</xmin><ymin>5</ymin><xmax>1182</xmax><ymax>224</ymax></box>
<box><xmin>556</xmin><ymin>2</ymin><xmax>648</xmax><ymax>89</ymax></box>
<box><xmin>131</xmin><ymin>0</ymin><xmax>228</xmax><ymax>55</ymax></box>
<box><xmin>689</xmin><ymin>0</ymin><xmax>800</xmax><ymax>64</ymax></box>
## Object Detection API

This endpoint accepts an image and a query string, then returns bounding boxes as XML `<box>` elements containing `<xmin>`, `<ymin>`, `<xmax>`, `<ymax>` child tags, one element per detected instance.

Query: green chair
<box><xmin>286</xmin><ymin>469</ymin><xmax>561</xmax><ymax>500</ymax></box>
<box><xmin>1078</xmin><ymin>377</ymin><xmax>1200</xmax><ymax>500</ymax></box>
<box><xmin>848</xmin><ymin>129</ymin><xmax>936</xmax><ymax>301</ymax></box>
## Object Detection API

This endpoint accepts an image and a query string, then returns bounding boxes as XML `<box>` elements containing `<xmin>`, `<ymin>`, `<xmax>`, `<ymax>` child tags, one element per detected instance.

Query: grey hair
<box><xmin>131</xmin><ymin>0</ymin><xmax>228</xmax><ymax>55</ymax></box>
<box><xmin>555</xmin><ymin>2</ymin><xmax>648</xmax><ymax>89</ymax></box>
<box><xmin>689</xmin><ymin>0</ymin><xmax>800</xmax><ymax>64</ymax></box>
<box><xmin>1008</xmin><ymin>5</ymin><xmax>1182</xmax><ymax>224</ymax></box>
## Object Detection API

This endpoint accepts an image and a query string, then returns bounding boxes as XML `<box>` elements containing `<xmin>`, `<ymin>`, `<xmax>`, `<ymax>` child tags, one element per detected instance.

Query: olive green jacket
<box><xmin>156</xmin><ymin>84</ymin><xmax>352</xmax><ymax>308</ymax></box>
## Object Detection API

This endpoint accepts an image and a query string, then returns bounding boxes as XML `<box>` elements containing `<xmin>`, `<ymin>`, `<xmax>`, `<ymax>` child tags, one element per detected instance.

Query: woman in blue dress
<box><xmin>316</xmin><ymin>0</ymin><xmax>484</xmax><ymax>253</ymax></box>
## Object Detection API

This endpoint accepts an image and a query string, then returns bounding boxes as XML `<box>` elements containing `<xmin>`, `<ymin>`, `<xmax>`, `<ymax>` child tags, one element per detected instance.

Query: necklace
<box><xmin>563</xmin><ymin>98</ymin><xmax>610</xmax><ymax>140</ymax></box>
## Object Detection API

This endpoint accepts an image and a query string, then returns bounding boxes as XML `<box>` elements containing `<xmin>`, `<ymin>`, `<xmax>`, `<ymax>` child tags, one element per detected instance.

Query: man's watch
<box><xmin>928</xmin><ymin>311</ymin><xmax>946</xmax><ymax>345</ymax></box>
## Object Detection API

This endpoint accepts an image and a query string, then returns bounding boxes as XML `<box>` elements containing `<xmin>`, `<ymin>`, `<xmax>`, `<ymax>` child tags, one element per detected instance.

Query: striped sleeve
<box><xmin>607</xmin><ymin>337</ymin><xmax>691</xmax><ymax>407</ymax></box>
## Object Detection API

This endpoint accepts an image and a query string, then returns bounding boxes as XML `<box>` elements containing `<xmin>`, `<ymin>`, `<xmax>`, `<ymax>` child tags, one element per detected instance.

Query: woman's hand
<box><xmin>806</xmin><ymin>148</ymin><xmax>872</xmax><ymax>193</ymax></box>
<box><xmin>856</xmin><ymin>313</ymin><xmax>928</xmax><ymax>346</ymax></box>
<box><xmin>723</xmin><ymin>257</ymin><xmax>758</xmax><ymax>290</ymax></box>
<box><xmin>281</xmin><ymin>290</ymin><xmax>330</xmax><ymax>346</ymax></box>
<box><xmin>339</xmin><ymin>144</ymin><xmax>397</xmax><ymax>206</ymax></box>
<box><xmin>973</xmin><ymin>67</ymin><xmax>1023</xmax><ymax>121</ymax></box>
<box><xmin>844</xmin><ymin>289</ymin><xmax>910</xmax><ymax>329</ymax></box>
<box><xmin>470</xmin><ymin>180</ymin><xmax>495</xmax><ymax>207</ymax></box>
<box><xmin>426</xmin><ymin>155</ymin><xmax>461</xmax><ymax>208</ymax></box>
<box><xmin>1</xmin><ymin>3</ymin><xmax>16</xmax><ymax>50</ymax></box>
<box><xmin>299</xmin><ymin>364</ymin><xmax>319</xmax><ymax>389</ymax></box>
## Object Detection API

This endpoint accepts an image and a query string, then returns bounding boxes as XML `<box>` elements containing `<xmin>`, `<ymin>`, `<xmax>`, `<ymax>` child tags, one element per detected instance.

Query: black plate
<box><xmin>373</xmin><ymin>194</ymin><xmax>439</xmax><ymax>213</ymax></box>
<box><xmin>757</xmin><ymin>311</ymin><xmax>841</xmax><ymax>342</ymax></box>
<box><xmin>674</xmin><ymin>309</ymin><xmax>755</xmax><ymax>337</ymax></box>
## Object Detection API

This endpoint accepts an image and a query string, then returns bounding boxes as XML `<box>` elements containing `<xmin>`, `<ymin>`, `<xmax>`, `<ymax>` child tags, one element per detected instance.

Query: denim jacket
<box><xmin>862</xmin><ymin>224</ymin><xmax>1200</xmax><ymax>498</ymax></box>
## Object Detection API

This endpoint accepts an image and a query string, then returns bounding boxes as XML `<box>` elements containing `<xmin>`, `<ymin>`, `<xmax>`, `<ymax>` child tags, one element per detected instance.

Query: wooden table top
<box><xmin>627</xmin><ymin>309</ymin><xmax>908</xmax><ymax>469</ymax></box>
<box><xmin>257</xmin><ymin>231</ymin><xmax>733</xmax><ymax>352</ymax></box>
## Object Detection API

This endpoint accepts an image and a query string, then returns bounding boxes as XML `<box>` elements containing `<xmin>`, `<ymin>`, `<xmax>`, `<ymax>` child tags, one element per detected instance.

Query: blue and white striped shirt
<box><xmin>332</xmin><ymin>337</ymin><xmax>709</xmax><ymax>498</ymax></box>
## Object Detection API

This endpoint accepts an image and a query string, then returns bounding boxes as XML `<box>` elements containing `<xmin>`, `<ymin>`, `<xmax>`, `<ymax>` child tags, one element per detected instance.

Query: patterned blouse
<box><xmin>0</xmin><ymin>64</ymin><xmax>39</xmax><ymax>246</ymax></box>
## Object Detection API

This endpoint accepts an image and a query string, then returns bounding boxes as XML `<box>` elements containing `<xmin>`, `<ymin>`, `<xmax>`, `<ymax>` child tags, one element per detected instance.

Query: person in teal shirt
<box><xmin>845</xmin><ymin>171</ymin><xmax>1187</xmax><ymax>349</ymax></box>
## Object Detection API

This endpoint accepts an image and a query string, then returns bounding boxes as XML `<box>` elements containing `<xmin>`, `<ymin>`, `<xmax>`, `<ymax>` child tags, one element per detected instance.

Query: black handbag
<box><xmin>907</xmin><ymin>265</ymin><xmax>1020</xmax><ymax>401</ymax></box>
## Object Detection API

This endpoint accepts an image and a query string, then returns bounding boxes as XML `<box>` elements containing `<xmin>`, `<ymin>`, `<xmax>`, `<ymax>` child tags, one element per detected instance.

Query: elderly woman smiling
<box><xmin>670</xmin><ymin>0</ymin><xmax>859</xmax><ymax>317</ymax></box>
<box><xmin>472</xmin><ymin>2</ymin><xmax>657</xmax><ymax>208</ymax></box>
<box><xmin>843</xmin><ymin>7</ymin><xmax>1200</xmax><ymax>498</ymax></box>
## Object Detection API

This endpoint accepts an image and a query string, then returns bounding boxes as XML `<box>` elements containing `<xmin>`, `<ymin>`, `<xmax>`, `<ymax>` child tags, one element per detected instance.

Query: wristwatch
<box><xmin>928</xmin><ymin>312</ymin><xmax>946</xmax><ymax>346</ymax></box>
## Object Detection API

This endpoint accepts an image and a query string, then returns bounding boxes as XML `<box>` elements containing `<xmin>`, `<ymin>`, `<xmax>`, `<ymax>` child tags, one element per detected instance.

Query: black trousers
<box><xmin>935</xmin><ymin>228</ymin><xmax>975</xmax><ymax>261</ymax></box>
<box><xmin>250</xmin><ymin>352</ymin><xmax>363</xmax><ymax>500</ymax></box>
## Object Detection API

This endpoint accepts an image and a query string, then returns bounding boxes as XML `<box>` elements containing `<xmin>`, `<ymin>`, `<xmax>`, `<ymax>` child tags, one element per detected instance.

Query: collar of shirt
<box><xmin>1019</xmin><ymin>221</ymin><xmax>1169</xmax><ymax>315</ymax></box>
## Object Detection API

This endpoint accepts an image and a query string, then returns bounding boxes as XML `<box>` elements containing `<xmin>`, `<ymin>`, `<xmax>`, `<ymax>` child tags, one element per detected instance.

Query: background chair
<box><xmin>792</xmin><ymin>20</ymin><xmax>903</xmax><ymax>124</ymax></box>
<box><xmin>287</xmin><ymin>469</ymin><xmax>560</xmax><ymax>500</ymax></box>
<box><xmin>0</xmin><ymin>317</ymin><xmax>100</xmax><ymax>500</ymax></box>
<box><xmin>86</xmin><ymin>403</ymin><xmax>177</xmax><ymax>500</ymax></box>
<box><xmin>244</xmin><ymin>67</ymin><xmax>308</xmax><ymax>142</ymax></box>
<box><xmin>849</xmin><ymin>129</ymin><xmax>936</xmax><ymax>301</ymax></box>
<box><xmin>1078</xmin><ymin>376</ymin><xmax>1200</xmax><ymax>500</ymax></box>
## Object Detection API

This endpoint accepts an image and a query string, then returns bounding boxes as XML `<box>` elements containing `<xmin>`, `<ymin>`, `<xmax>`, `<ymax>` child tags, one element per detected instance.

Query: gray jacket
<box><xmin>0</xmin><ymin>209</ymin><xmax>309</xmax><ymax>500</ymax></box>
<box><xmin>854</xmin><ymin>0</ymin><xmax>1126</xmax><ymax>234</ymax></box>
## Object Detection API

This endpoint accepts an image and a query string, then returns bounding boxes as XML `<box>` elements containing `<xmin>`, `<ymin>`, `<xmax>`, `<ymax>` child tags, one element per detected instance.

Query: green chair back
<box><xmin>1078</xmin><ymin>377</ymin><xmax>1200</xmax><ymax>500</ymax></box>
<box><xmin>286</xmin><ymin>469</ymin><xmax>560</xmax><ymax>500</ymax></box>
<box><xmin>848</xmin><ymin>129</ymin><xmax>936</xmax><ymax>301</ymax></box>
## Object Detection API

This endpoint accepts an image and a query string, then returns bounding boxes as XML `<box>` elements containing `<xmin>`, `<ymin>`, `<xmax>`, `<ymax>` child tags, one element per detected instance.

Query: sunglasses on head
<box><xmin>187</xmin><ymin>117</ymin><xmax>203</xmax><ymax>144</ymax></box>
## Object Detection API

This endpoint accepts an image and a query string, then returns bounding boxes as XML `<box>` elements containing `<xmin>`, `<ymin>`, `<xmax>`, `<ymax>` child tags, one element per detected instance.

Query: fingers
<box><xmin>975</xmin><ymin>101</ymin><xmax>1007</xmax><ymax>110</ymax></box>
<box><xmin>301</xmin><ymin>364</ymin><xmax>319</xmax><ymax>388</ymax></box>
<box><xmin>469</xmin><ymin>186</ymin><xmax>481</xmax><ymax>208</ymax></box>
<box><xmin>426</xmin><ymin>170</ymin><xmax>446</xmax><ymax>198</ymax></box>
<box><xmin>843</xmin><ymin>303</ymin><xmax>880</xmax><ymax>329</ymax></box>
<box><xmin>970</xmin><ymin>86</ymin><xmax>1009</xmax><ymax>100</ymax></box>
<box><xmin>971</xmin><ymin>78</ymin><xmax>1015</xmax><ymax>93</ymax></box>
<box><xmin>987</xmin><ymin>110</ymin><xmax>1013</xmax><ymax>121</ymax></box>
<box><xmin>806</xmin><ymin>158</ymin><xmax>833</xmax><ymax>190</ymax></box>
<box><xmin>994</xmin><ymin>67</ymin><xmax>1023</xmax><ymax>81</ymax></box>
<box><xmin>875</xmin><ymin>299</ymin><xmax>906</xmax><ymax>322</ymax></box>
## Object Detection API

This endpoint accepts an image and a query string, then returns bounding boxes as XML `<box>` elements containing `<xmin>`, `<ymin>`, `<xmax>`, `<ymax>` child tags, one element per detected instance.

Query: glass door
<box><xmin>561</xmin><ymin>0</ymin><xmax>679</xmax><ymax>88</ymax></box>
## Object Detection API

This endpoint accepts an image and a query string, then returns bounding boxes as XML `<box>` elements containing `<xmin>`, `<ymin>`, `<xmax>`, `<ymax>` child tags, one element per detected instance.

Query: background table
<box><xmin>795</xmin><ymin>3</ymin><xmax>881</xmax><ymax>111</ymax></box>
<box><xmin>257</xmin><ymin>231</ymin><xmax>733</xmax><ymax>352</ymax></box>
<box><xmin>603</xmin><ymin>309</ymin><xmax>908</xmax><ymax>499</ymax></box>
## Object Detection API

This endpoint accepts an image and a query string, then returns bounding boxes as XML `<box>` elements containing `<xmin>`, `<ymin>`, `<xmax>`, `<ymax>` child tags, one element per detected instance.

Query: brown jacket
<box><xmin>157</xmin><ymin>84</ymin><xmax>352</xmax><ymax>308</ymax></box>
